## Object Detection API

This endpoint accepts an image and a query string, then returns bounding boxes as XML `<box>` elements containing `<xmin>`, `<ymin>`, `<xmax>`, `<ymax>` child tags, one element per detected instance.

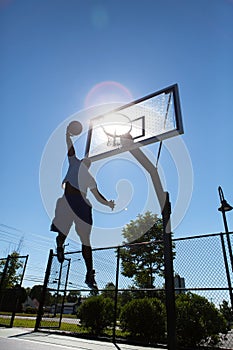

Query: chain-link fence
<box><xmin>35</xmin><ymin>232</ymin><xmax>233</xmax><ymax>349</ymax></box>
<box><xmin>0</xmin><ymin>254</ymin><xmax>29</xmax><ymax>327</ymax></box>
<box><xmin>173</xmin><ymin>232</ymin><xmax>233</xmax><ymax>305</ymax></box>
<box><xmin>173</xmin><ymin>232</ymin><xmax>233</xmax><ymax>349</ymax></box>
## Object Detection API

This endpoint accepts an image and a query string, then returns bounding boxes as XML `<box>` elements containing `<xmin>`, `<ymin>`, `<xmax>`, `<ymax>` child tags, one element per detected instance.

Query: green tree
<box><xmin>220</xmin><ymin>299</ymin><xmax>233</xmax><ymax>329</ymax></box>
<box><xmin>30</xmin><ymin>285</ymin><xmax>43</xmax><ymax>301</ymax></box>
<box><xmin>118</xmin><ymin>289</ymin><xmax>134</xmax><ymax>307</ymax></box>
<box><xmin>0</xmin><ymin>285</ymin><xmax>27</xmax><ymax>312</ymax></box>
<box><xmin>30</xmin><ymin>285</ymin><xmax>51</xmax><ymax>305</ymax></box>
<box><xmin>0</xmin><ymin>251</ymin><xmax>23</xmax><ymax>289</ymax></box>
<box><xmin>66</xmin><ymin>290</ymin><xmax>81</xmax><ymax>303</ymax></box>
<box><xmin>120</xmin><ymin>211</ymin><xmax>174</xmax><ymax>288</ymax></box>
<box><xmin>25</xmin><ymin>287</ymin><xmax>31</xmax><ymax>296</ymax></box>
<box><xmin>101</xmin><ymin>282</ymin><xmax>115</xmax><ymax>300</ymax></box>
<box><xmin>176</xmin><ymin>293</ymin><xmax>228</xmax><ymax>347</ymax></box>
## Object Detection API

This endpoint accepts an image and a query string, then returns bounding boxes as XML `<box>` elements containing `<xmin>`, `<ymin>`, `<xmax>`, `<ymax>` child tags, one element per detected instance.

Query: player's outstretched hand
<box><xmin>108</xmin><ymin>200</ymin><xmax>115</xmax><ymax>211</ymax></box>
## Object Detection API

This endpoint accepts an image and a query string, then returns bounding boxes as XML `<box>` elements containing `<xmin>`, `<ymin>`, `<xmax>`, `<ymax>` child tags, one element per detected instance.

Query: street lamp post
<box><xmin>218</xmin><ymin>186</ymin><xmax>233</xmax><ymax>273</ymax></box>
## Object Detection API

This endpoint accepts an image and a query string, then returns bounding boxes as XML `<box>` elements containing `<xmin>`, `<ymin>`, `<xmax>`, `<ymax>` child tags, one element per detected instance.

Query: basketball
<box><xmin>67</xmin><ymin>121</ymin><xmax>83</xmax><ymax>136</ymax></box>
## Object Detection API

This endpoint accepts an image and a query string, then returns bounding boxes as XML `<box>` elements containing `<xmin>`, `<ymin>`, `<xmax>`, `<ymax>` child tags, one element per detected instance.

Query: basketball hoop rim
<box><xmin>101</xmin><ymin>113</ymin><xmax>132</xmax><ymax>138</ymax></box>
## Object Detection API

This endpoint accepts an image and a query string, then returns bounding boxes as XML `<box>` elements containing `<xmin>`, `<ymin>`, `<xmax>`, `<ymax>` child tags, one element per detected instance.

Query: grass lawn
<box><xmin>0</xmin><ymin>314</ymin><xmax>128</xmax><ymax>338</ymax></box>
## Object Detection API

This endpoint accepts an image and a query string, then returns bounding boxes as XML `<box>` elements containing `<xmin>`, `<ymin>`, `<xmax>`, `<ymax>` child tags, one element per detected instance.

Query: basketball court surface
<box><xmin>0</xmin><ymin>327</ymin><xmax>164</xmax><ymax>350</ymax></box>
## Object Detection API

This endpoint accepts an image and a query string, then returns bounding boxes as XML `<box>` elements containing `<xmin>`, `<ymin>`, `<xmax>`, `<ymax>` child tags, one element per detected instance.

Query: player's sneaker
<box><xmin>85</xmin><ymin>270</ymin><xmax>98</xmax><ymax>290</ymax></box>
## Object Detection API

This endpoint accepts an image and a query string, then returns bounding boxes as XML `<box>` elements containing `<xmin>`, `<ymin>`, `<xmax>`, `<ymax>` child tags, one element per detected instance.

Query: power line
<box><xmin>0</xmin><ymin>223</ymin><xmax>24</xmax><ymax>233</ymax></box>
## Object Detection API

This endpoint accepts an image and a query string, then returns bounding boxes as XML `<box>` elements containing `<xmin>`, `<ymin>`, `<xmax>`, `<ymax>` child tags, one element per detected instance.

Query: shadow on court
<box><xmin>0</xmin><ymin>327</ymin><xmax>164</xmax><ymax>350</ymax></box>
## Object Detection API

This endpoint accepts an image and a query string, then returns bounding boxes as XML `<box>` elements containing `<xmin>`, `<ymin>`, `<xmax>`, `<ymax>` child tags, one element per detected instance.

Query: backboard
<box><xmin>85</xmin><ymin>84</ymin><xmax>183</xmax><ymax>161</ymax></box>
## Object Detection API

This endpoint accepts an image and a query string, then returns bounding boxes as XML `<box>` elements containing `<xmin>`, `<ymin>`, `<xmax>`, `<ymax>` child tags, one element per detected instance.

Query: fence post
<box><xmin>220</xmin><ymin>233</ymin><xmax>233</xmax><ymax>310</ymax></box>
<box><xmin>10</xmin><ymin>255</ymin><xmax>29</xmax><ymax>328</ymax></box>
<box><xmin>0</xmin><ymin>255</ymin><xmax>10</xmax><ymax>312</ymax></box>
<box><xmin>162</xmin><ymin>192</ymin><xmax>177</xmax><ymax>350</ymax></box>
<box><xmin>35</xmin><ymin>249</ymin><xmax>54</xmax><ymax>331</ymax></box>
<box><xmin>129</xmin><ymin>148</ymin><xmax>177</xmax><ymax>350</ymax></box>
<box><xmin>53</xmin><ymin>260</ymin><xmax>63</xmax><ymax>317</ymax></box>
<box><xmin>20</xmin><ymin>255</ymin><xmax>29</xmax><ymax>285</ymax></box>
<box><xmin>59</xmin><ymin>258</ymin><xmax>71</xmax><ymax>328</ymax></box>
<box><xmin>113</xmin><ymin>246</ymin><xmax>120</xmax><ymax>343</ymax></box>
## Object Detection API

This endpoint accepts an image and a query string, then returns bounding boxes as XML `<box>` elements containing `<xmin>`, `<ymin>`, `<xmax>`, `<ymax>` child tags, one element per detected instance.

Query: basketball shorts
<box><xmin>51</xmin><ymin>191</ymin><xmax>93</xmax><ymax>246</ymax></box>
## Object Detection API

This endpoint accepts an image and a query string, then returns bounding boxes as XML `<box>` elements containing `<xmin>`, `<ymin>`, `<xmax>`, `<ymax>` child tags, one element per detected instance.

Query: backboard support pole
<box><xmin>130</xmin><ymin>148</ymin><xmax>177</xmax><ymax>350</ymax></box>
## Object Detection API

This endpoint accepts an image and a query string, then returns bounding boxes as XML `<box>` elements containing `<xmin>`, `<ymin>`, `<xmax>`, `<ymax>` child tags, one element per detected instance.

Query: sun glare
<box><xmin>102</xmin><ymin>113</ymin><xmax>132</xmax><ymax>137</ymax></box>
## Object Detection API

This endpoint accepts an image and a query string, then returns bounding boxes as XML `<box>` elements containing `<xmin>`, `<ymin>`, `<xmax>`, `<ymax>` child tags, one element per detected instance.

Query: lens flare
<box><xmin>84</xmin><ymin>81</ymin><xmax>133</xmax><ymax>109</ymax></box>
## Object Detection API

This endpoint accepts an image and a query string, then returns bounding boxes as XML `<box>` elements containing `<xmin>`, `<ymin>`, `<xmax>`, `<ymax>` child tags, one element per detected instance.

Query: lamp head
<box><xmin>218</xmin><ymin>199</ymin><xmax>233</xmax><ymax>212</ymax></box>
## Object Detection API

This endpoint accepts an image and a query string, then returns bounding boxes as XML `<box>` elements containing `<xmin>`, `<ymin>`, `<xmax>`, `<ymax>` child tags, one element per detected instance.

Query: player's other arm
<box><xmin>66</xmin><ymin>129</ymin><xmax>75</xmax><ymax>157</ymax></box>
<box><xmin>90</xmin><ymin>188</ymin><xmax>115</xmax><ymax>210</ymax></box>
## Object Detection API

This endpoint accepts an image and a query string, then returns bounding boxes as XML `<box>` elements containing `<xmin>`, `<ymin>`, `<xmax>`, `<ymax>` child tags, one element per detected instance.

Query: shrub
<box><xmin>120</xmin><ymin>297</ymin><xmax>165</xmax><ymax>343</ymax></box>
<box><xmin>77</xmin><ymin>295</ymin><xmax>114</xmax><ymax>335</ymax></box>
<box><xmin>220</xmin><ymin>299</ymin><xmax>233</xmax><ymax>330</ymax></box>
<box><xmin>0</xmin><ymin>286</ymin><xmax>27</xmax><ymax>312</ymax></box>
<box><xmin>176</xmin><ymin>292</ymin><xmax>228</xmax><ymax>347</ymax></box>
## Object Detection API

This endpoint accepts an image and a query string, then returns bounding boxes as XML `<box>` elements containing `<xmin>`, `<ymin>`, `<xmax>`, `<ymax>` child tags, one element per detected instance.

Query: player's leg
<box><xmin>73</xmin><ymin>198</ymin><xmax>98</xmax><ymax>290</ymax></box>
<box><xmin>50</xmin><ymin>196</ymin><xmax>73</xmax><ymax>263</ymax></box>
<box><xmin>75</xmin><ymin>219</ymin><xmax>98</xmax><ymax>290</ymax></box>
<box><xmin>65</xmin><ymin>192</ymin><xmax>98</xmax><ymax>290</ymax></box>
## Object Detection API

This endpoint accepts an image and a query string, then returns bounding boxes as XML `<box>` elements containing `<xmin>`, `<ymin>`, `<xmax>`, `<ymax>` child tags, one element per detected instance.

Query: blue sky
<box><xmin>0</xmin><ymin>0</ymin><xmax>233</xmax><ymax>287</ymax></box>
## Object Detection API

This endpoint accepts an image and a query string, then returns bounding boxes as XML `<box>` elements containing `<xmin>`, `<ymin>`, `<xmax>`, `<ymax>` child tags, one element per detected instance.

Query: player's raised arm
<box><xmin>66</xmin><ymin>129</ymin><xmax>75</xmax><ymax>157</ymax></box>
<box><xmin>66</xmin><ymin>121</ymin><xmax>83</xmax><ymax>157</ymax></box>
